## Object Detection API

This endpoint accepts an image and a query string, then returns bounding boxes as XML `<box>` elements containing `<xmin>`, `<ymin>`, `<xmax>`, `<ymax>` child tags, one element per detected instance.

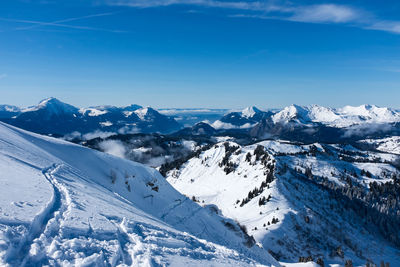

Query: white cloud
<box><xmin>99</xmin><ymin>139</ymin><xmax>127</xmax><ymax>158</ymax></box>
<box><xmin>289</xmin><ymin>4</ymin><xmax>359</xmax><ymax>24</ymax></box>
<box><xmin>82</xmin><ymin>130</ymin><xmax>116</xmax><ymax>140</ymax></box>
<box><xmin>105</xmin><ymin>0</ymin><xmax>400</xmax><ymax>35</ymax></box>
<box><xmin>0</xmin><ymin>74</ymin><xmax>7</xmax><ymax>80</ymax></box>
<box><xmin>367</xmin><ymin>20</ymin><xmax>400</xmax><ymax>34</ymax></box>
<box><xmin>342</xmin><ymin>123</ymin><xmax>393</xmax><ymax>138</ymax></box>
<box><xmin>106</xmin><ymin>0</ymin><xmax>287</xmax><ymax>12</ymax></box>
<box><xmin>211</xmin><ymin>120</ymin><xmax>255</xmax><ymax>129</ymax></box>
<box><xmin>107</xmin><ymin>0</ymin><xmax>360</xmax><ymax>24</ymax></box>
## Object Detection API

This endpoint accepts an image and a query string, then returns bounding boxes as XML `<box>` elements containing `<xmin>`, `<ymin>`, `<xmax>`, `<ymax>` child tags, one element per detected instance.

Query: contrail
<box><xmin>0</xmin><ymin>12</ymin><xmax>124</xmax><ymax>33</ymax></box>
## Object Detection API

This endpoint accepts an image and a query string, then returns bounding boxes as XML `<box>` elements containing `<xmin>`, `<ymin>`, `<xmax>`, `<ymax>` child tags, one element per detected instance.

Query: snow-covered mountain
<box><xmin>22</xmin><ymin>97</ymin><xmax>80</xmax><ymax>115</ymax></box>
<box><xmin>1</xmin><ymin>98</ymin><xmax>182</xmax><ymax>136</ymax></box>
<box><xmin>2</xmin><ymin>100</ymin><xmax>400</xmax><ymax>140</ymax></box>
<box><xmin>210</xmin><ymin>104</ymin><xmax>400</xmax><ymax>137</ymax></box>
<box><xmin>271</xmin><ymin>104</ymin><xmax>340</xmax><ymax>125</ymax></box>
<box><xmin>337</xmin><ymin>104</ymin><xmax>400</xmax><ymax>126</ymax></box>
<box><xmin>212</xmin><ymin>106</ymin><xmax>273</xmax><ymax>129</ymax></box>
<box><xmin>272</xmin><ymin>104</ymin><xmax>400</xmax><ymax>127</ymax></box>
<box><xmin>132</xmin><ymin>107</ymin><xmax>181</xmax><ymax>133</ymax></box>
<box><xmin>166</xmin><ymin>140</ymin><xmax>400</xmax><ymax>266</ymax></box>
<box><xmin>245</xmin><ymin>104</ymin><xmax>400</xmax><ymax>142</ymax></box>
<box><xmin>0</xmin><ymin>122</ymin><xmax>279</xmax><ymax>266</ymax></box>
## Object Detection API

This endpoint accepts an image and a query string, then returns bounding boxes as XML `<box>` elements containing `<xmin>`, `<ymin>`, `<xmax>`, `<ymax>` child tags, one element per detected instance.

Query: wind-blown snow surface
<box><xmin>0</xmin><ymin>122</ymin><xmax>279</xmax><ymax>266</ymax></box>
<box><xmin>167</xmin><ymin>141</ymin><xmax>400</xmax><ymax>266</ymax></box>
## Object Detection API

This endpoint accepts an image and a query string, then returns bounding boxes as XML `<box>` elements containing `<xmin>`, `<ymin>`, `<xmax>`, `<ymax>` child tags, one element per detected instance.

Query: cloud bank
<box><xmin>99</xmin><ymin>139</ymin><xmax>127</xmax><ymax>158</ymax></box>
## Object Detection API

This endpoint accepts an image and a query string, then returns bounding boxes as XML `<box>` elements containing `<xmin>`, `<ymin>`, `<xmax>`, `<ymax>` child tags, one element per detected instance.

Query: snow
<box><xmin>167</xmin><ymin>140</ymin><xmax>400</xmax><ymax>266</ymax></box>
<box><xmin>202</xmin><ymin>104</ymin><xmax>400</xmax><ymax>130</ymax></box>
<box><xmin>339</xmin><ymin>104</ymin><xmax>395</xmax><ymax>119</ymax></box>
<box><xmin>241</xmin><ymin>106</ymin><xmax>262</xmax><ymax>118</ymax></box>
<box><xmin>0</xmin><ymin>105</ymin><xmax>20</xmax><ymax>112</ymax></box>
<box><xmin>272</xmin><ymin>105</ymin><xmax>307</xmax><ymax>124</ymax></box>
<box><xmin>22</xmin><ymin>97</ymin><xmax>78</xmax><ymax>115</ymax></box>
<box><xmin>80</xmin><ymin>108</ymin><xmax>108</xmax><ymax>117</ymax></box>
<box><xmin>134</xmin><ymin>107</ymin><xmax>150</xmax><ymax>120</ymax></box>
<box><xmin>307</xmin><ymin>105</ymin><xmax>341</xmax><ymax>123</ymax></box>
<box><xmin>271</xmin><ymin>104</ymin><xmax>400</xmax><ymax>127</ymax></box>
<box><xmin>123</xmin><ymin>111</ymin><xmax>134</xmax><ymax>117</ymax></box>
<box><xmin>271</xmin><ymin>104</ymin><xmax>343</xmax><ymax>125</ymax></box>
<box><xmin>0</xmin><ymin>122</ymin><xmax>279</xmax><ymax>266</ymax></box>
<box><xmin>360</xmin><ymin>136</ymin><xmax>400</xmax><ymax>155</ymax></box>
<box><xmin>258</xmin><ymin>140</ymin><xmax>308</xmax><ymax>154</ymax></box>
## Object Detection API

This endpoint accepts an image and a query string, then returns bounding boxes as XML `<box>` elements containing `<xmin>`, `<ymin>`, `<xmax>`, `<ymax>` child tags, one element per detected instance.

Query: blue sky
<box><xmin>0</xmin><ymin>0</ymin><xmax>400</xmax><ymax>109</ymax></box>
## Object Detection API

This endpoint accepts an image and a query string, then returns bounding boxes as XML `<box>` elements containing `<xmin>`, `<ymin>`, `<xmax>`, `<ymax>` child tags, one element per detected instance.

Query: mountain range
<box><xmin>212</xmin><ymin>104</ymin><xmax>400</xmax><ymax>129</ymax></box>
<box><xmin>2</xmin><ymin>98</ymin><xmax>400</xmax><ymax>142</ymax></box>
<box><xmin>1</xmin><ymin>98</ymin><xmax>400</xmax><ymax>266</ymax></box>
<box><xmin>0</xmin><ymin>98</ymin><xmax>181</xmax><ymax>136</ymax></box>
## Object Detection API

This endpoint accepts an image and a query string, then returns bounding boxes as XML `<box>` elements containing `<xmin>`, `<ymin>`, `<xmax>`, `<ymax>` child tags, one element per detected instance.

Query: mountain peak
<box><xmin>38</xmin><ymin>97</ymin><xmax>58</xmax><ymax>104</ymax></box>
<box><xmin>272</xmin><ymin>104</ymin><xmax>312</xmax><ymax>124</ymax></box>
<box><xmin>38</xmin><ymin>97</ymin><xmax>73</xmax><ymax>107</ymax></box>
<box><xmin>24</xmin><ymin>97</ymin><xmax>78</xmax><ymax>114</ymax></box>
<box><xmin>241</xmin><ymin>106</ymin><xmax>262</xmax><ymax>118</ymax></box>
<box><xmin>134</xmin><ymin>107</ymin><xmax>159</xmax><ymax>120</ymax></box>
<box><xmin>288</xmin><ymin>104</ymin><xmax>308</xmax><ymax>111</ymax></box>
<box><xmin>122</xmin><ymin>104</ymin><xmax>142</xmax><ymax>111</ymax></box>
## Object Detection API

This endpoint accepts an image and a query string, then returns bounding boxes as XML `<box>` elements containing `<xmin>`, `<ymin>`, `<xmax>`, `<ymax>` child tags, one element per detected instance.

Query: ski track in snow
<box><xmin>160</xmin><ymin>198</ymin><xmax>187</xmax><ymax>220</ymax></box>
<box><xmin>5</xmin><ymin>162</ymin><xmax>71</xmax><ymax>266</ymax></box>
<box><xmin>107</xmin><ymin>218</ymin><xmax>133</xmax><ymax>266</ymax></box>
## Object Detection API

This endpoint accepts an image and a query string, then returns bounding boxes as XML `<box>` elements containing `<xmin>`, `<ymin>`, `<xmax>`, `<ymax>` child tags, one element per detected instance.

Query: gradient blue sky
<box><xmin>1</xmin><ymin>0</ymin><xmax>400</xmax><ymax>108</ymax></box>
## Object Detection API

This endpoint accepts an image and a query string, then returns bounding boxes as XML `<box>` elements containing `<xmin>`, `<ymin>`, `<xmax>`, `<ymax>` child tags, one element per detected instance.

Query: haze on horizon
<box><xmin>1</xmin><ymin>0</ymin><xmax>400</xmax><ymax>109</ymax></box>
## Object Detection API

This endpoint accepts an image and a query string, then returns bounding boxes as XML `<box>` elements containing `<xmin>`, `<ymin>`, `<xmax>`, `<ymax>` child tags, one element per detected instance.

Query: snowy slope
<box><xmin>359</xmin><ymin>136</ymin><xmax>400</xmax><ymax>155</ymax></box>
<box><xmin>271</xmin><ymin>105</ymin><xmax>340</xmax><ymax>125</ymax></box>
<box><xmin>167</xmin><ymin>141</ymin><xmax>400</xmax><ymax>266</ymax></box>
<box><xmin>0</xmin><ymin>122</ymin><xmax>279</xmax><ymax>266</ymax></box>
<box><xmin>241</xmin><ymin>107</ymin><xmax>263</xmax><ymax>118</ymax></box>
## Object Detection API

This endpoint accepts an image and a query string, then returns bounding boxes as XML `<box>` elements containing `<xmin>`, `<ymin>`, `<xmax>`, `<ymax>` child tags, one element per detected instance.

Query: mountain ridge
<box><xmin>0</xmin><ymin>98</ymin><xmax>181</xmax><ymax>135</ymax></box>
